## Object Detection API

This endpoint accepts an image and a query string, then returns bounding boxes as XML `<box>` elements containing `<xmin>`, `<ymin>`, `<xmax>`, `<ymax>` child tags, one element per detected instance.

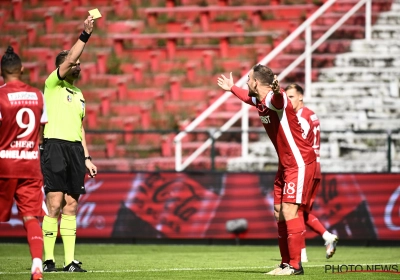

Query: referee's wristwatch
<box><xmin>85</xmin><ymin>156</ymin><xmax>92</xmax><ymax>161</ymax></box>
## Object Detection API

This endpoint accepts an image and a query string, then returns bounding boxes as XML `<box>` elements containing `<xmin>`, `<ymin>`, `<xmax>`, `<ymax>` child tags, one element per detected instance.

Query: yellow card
<box><xmin>88</xmin><ymin>8</ymin><xmax>102</xmax><ymax>19</ymax></box>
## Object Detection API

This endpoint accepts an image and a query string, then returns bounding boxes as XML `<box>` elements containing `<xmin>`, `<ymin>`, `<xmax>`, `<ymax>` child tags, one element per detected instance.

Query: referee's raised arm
<box><xmin>58</xmin><ymin>15</ymin><xmax>94</xmax><ymax>79</ymax></box>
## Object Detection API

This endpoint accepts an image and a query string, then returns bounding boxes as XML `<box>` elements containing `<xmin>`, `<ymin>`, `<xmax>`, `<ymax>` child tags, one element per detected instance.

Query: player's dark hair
<box><xmin>252</xmin><ymin>64</ymin><xmax>274</xmax><ymax>86</ymax></box>
<box><xmin>55</xmin><ymin>50</ymin><xmax>70</xmax><ymax>68</ymax></box>
<box><xmin>285</xmin><ymin>83</ymin><xmax>304</xmax><ymax>95</ymax></box>
<box><xmin>1</xmin><ymin>46</ymin><xmax>22</xmax><ymax>75</ymax></box>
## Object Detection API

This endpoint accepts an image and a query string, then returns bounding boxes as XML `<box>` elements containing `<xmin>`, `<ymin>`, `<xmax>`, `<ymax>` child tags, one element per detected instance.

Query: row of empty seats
<box><xmin>0</xmin><ymin>0</ymin><xmax>396</xmax><ymax>171</ymax></box>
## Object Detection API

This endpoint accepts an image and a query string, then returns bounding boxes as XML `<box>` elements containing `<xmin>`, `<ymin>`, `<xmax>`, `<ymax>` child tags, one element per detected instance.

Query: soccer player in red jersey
<box><xmin>285</xmin><ymin>83</ymin><xmax>338</xmax><ymax>261</ymax></box>
<box><xmin>217</xmin><ymin>65</ymin><xmax>317</xmax><ymax>275</ymax></box>
<box><xmin>0</xmin><ymin>46</ymin><xmax>47</xmax><ymax>280</ymax></box>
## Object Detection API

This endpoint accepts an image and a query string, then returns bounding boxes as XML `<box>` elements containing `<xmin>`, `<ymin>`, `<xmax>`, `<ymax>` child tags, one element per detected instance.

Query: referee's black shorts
<box><xmin>41</xmin><ymin>138</ymin><xmax>86</xmax><ymax>195</ymax></box>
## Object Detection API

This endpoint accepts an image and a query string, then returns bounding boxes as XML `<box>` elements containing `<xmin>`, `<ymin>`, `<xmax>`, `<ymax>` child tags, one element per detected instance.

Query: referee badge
<box><xmin>67</xmin><ymin>95</ymin><xmax>72</xmax><ymax>102</ymax></box>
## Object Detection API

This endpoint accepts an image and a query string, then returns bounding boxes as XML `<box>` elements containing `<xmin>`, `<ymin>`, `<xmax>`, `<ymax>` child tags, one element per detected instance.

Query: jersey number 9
<box><xmin>16</xmin><ymin>108</ymin><xmax>35</xmax><ymax>138</ymax></box>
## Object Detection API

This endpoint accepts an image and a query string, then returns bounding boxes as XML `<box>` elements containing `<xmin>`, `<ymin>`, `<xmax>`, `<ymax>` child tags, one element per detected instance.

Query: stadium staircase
<box><xmin>0</xmin><ymin>0</ymin><xmax>396</xmax><ymax>171</ymax></box>
<box><xmin>227</xmin><ymin>0</ymin><xmax>400</xmax><ymax>172</ymax></box>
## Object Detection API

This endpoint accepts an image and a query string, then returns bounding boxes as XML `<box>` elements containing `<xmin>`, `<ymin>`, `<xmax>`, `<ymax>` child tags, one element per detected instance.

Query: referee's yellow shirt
<box><xmin>43</xmin><ymin>69</ymin><xmax>85</xmax><ymax>142</ymax></box>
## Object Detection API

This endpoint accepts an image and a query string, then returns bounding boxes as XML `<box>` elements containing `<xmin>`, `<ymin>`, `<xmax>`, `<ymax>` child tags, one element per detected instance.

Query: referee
<box><xmin>41</xmin><ymin>15</ymin><xmax>97</xmax><ymax>273</ymax></box>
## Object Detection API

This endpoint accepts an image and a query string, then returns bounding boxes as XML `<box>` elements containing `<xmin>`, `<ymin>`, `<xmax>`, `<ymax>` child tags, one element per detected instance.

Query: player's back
<box><xmin>297</xmin><ymin>106</ymin><xmax>321</xmax><ymax>178</ymax></box>
<box><xmin>297</xmin><ymin>107</ymin><xmax>320</xmax><ymax>149</ymax></box>
<box><xmin>0</xmin><ymin>80</ymin><xmax>46</xmax><ymax>179</ymax></box>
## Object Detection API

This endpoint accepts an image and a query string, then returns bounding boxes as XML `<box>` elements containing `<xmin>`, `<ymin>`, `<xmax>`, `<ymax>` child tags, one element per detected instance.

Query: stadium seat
<box><xmin>23</xmin><ymin>62</ymin><xmax>40</xmax><ymax>83</ymax></box>
<box><xmin>2</xmin><ymin>0</ymin><xmax>396</xmax><ymax>172</ymax></box>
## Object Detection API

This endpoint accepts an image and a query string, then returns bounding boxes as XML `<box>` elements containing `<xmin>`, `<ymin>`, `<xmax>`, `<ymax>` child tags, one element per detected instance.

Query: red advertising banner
<box><xmin>121</xmin><ymin>173</ymin><xmax>221</xmax><ymax>238</ymax></box>
<box><xmin>1</xmin><ymin>172</ymin><xmax>399</xmax><ymax>240</ymax></box>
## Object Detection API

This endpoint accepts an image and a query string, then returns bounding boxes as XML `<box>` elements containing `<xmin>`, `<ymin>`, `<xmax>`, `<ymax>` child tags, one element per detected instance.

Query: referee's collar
<box><xmin>66</xmin><ymin>88</ymin><xmax>77</xmax><ymax>94</ymax></box>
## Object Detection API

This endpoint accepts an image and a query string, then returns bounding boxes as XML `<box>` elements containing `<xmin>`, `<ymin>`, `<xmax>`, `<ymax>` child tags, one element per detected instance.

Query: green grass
<box><xmin>0</xmin><ymin>244</ymin><xmax>399</xmax><ymax>279</ymax></box>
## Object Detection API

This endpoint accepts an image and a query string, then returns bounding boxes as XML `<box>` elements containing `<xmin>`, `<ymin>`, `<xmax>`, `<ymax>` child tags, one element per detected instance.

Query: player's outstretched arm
<box><xmin>217</xmin><ymin>72</ymin><xmax>234</xmax><ymax>91</ymax></box>
<box><xmin>59</xmin><ymin>16</ymin><xmax>94</xmax><ymax>78</ymax></box>
<box><xmin>218</xmin><ymin>72</ymin><xmax>254</xmax><ymax>105</ymax></box>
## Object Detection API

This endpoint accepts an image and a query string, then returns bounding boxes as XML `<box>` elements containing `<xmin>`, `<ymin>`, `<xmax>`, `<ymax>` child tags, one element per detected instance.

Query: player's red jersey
<box><xmin>0</xmin><ymin>80</ymin><xmax>47</xmax><ymax>179</ymax></box>
<box><xmin>231</xmin><ymin>85</ymin><xmax>315</xmax><ymax>169</ymax></box>
<box><xmin>297</xmin><ymin>107</ymin><xmax>321</xmax><ymax>179</ymax></box>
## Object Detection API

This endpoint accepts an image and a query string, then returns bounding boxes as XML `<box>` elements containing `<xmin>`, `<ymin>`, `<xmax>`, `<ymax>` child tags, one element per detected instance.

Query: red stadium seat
<box><xmin>3</xmin><ymin>0</ymin><xmax>393</xmax><ymax>171</ymax></box>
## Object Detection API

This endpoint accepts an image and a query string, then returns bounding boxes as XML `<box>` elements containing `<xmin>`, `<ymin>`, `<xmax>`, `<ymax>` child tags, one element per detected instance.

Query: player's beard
<box><xmin>248</xmin><ymin>87</ymin><xmax>257</xmax><ymax>97</ymax></box>
<box><xmin>72</xmin><ymin>71</ymin><xmax>80</xmax><ymax>79</ymax></box>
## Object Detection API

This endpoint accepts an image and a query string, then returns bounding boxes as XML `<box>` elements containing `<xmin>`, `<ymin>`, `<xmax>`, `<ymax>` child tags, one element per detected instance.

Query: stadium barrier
<box><xmin>1</xmin><ymin>172</ymin><xmax>399</xmax><ymax>241</ymax></box>
<box><xmin>83</xmin><ymin>129</ymin><xmax>399</xmax><ymax>172</ymax></box>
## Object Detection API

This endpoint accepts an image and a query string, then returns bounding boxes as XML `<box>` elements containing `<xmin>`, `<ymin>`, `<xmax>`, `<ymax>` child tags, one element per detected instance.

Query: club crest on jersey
<box><xmin>67</xmin><ymin>95</ymin><xmax>72</xmax><ymax>102</ymax></box>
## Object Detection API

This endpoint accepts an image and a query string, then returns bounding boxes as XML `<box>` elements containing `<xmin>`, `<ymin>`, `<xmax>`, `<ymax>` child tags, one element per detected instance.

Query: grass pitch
<box><xmin>0</xmin><ymin>243</ymin><xmax>399</xmax><ymax>279</ymax></box>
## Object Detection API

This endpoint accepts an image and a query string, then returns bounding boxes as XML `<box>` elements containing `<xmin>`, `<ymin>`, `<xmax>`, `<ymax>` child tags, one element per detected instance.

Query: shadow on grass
<box><xmin>215</xmin><ymin>269</ymin><xmax>268</xmax><ymax>274</ymax></box>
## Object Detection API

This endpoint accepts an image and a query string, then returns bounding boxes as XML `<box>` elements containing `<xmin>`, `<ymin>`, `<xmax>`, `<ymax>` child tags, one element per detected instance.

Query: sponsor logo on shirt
<box><xmin>260</xmin><ymin>115</ymin><xmax>271</xmax><ymax>124</ymax></box>
<box><xmin>7</xmin><ymin>91</ymin><xmax>39</xmax><ymax>106</ymax></box>
<box><xmin>8</xmin><ymin>91</ymin><xmax>38</xmax><ymax>101</ymax></box>
<box><xmin>0</xmin><ymin>150</ymin><xmax>39</xmax><ymax>159</ymax></box>
<box><xmin>10</xmin><ymin>141</ymin><xmax>35</xmax><ymax>148</ymax></box>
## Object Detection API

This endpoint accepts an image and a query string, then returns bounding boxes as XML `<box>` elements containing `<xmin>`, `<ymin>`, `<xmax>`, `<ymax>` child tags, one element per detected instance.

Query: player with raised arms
<box><xmin>217</xmin><ymin>66</ymin><xmax>318</xmax><ymax>275</ymax></box>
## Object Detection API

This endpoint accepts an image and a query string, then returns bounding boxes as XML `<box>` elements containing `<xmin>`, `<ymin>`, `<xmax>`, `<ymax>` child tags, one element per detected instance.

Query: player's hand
<box><xmin>217</xmin><ymin>72</ymin><xmax>234</xmax><ymax>91</ymax></box>
<box><xmin>85</xmin><ymin>160</ymin><xmax>97</xmax><ymax>178</ymax></box>
<box><xmin>271</xmin><ymin>75</ymin><xmax>281</xmax><ymax>95</ymax></box>
<box><xmin>84</xmin><ymin>16</ymin><xmax>94</xmax><ymax>34</ymax></box>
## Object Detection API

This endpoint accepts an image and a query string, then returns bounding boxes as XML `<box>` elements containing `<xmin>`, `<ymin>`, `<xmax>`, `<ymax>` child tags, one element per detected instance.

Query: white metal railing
<box><xmin>174</xmin><ymin>0</ymin><xmax>373</xmax><ymax>171</ymax></box>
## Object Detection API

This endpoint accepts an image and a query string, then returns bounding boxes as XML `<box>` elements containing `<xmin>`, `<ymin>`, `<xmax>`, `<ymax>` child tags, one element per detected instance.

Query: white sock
<box><xmin>31</xmin><ymin>258</ymin><xmax>43</xmax><ymax>273</ymax></box>
<box><xmin>322</xmin><ymin>231</ymin><xmax>331</xmax><ymax>241</ymax></box>
<box><xmin>301</xmin><ymin>248</ymin><xmax>307</xmax><ymax>257</ymax></box>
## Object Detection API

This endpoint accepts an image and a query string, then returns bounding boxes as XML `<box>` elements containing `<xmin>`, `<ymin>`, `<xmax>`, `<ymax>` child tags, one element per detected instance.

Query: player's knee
<box><xmin>47</xmin><ymin>207</ymin><xmax>61</xmax><ymax>218</ymax></box>
<box><xmin>46</xmin><ymin>201</ymin><xmax>62</xmax><ymax>217</ymax></box>
<box><xmin>62</xmin><ymin>201</ymin><xmax>79</xmax><ymax>215</ymax></box>
<box><xmin>281</xmin><ymin>203</ymin><xmax>298</xmax><ymax>220</ymax></box>
<box><xmin>22</xmin><ymin>216</ymin><xmax>37</xmax><ymax>223</ymax></box>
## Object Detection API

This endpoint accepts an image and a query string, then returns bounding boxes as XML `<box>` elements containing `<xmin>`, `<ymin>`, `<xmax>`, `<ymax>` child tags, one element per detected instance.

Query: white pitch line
<box><xmin>0</xmin><ymin>263</ymin><xmax>398</xmax><ymax>275</ymax></box>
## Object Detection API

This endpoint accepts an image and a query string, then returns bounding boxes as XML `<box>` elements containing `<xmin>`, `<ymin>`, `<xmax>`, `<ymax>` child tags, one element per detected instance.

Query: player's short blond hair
<box><xmin>285</xmin><ymin>83</ymin><xmax>304</xmax><ymax>95</ymax></box>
